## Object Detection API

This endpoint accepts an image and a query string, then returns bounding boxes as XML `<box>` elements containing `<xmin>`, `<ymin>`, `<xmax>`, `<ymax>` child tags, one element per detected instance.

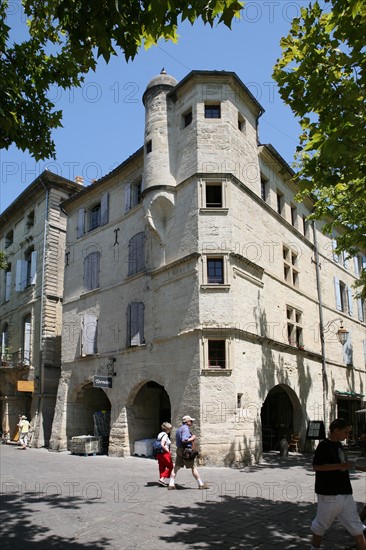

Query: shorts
<box><xmin>311</xmin><ymin>494</ymin><xmax>366</xmax><ymax>537</ymax></box>
<box><xmin>175</xmin><ymin>447</ymin><xmax>195</xmax><ymax>469</ymax></box>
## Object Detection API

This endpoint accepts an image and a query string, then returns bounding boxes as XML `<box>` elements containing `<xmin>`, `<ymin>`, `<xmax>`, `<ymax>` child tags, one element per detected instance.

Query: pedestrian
<box><xmin>168</xmin><ymin>415</ymin><xmax>208</xmax><ymax>490</ymax></box>
<box><xmin>310</xmin><ymin>418</ymin><xmax>366</xmax><ymax>550</ymax></box>
<box><xmin>15</xmin><ymin>414</ymin><xmax>23</xmax><ymax>444</ymax></box>
<box><xmin>18</xmin><ymin>415</ymin><xmax>30</xmax><ymax>450</ymax></box>
<box><xmin>156</xmin><ymin>422</ymin><xmax>175</xmax><ymax>486</ymax></box>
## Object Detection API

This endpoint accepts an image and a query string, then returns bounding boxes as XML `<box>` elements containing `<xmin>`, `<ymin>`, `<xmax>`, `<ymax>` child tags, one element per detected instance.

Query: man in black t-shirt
<box><xmin>310</xmin><ymin>418</ymin><xmax>366</xmax><ymax>550</ymax></box>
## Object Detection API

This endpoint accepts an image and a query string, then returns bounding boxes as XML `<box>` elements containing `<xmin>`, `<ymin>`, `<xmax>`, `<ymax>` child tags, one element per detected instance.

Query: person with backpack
<box><xmin>167</xmin><ymin>415</ymin><xmax>208</xmax><ymax>490</ymax></box>
<box><xmin>155</xmin><ymin>422</ymin><xmax>175</xmax><ymax>486</ymax></box>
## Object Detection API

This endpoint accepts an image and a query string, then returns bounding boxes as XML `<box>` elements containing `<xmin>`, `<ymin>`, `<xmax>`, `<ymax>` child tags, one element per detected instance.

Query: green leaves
<box><xmin>273</xmin><ymin>0</ymin><xmax>366</xmax><ymax>294</ymax></box>
<box><xmin>1</xmin><ymin>0</ymin><xmax>243</xmax><ymax>159</ymax></box>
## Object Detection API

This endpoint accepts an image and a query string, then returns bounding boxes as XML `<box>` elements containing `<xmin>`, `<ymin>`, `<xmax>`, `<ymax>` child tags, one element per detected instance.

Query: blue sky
<box><xmin>0</xmin><ymin>1</ymin><xmax>307</xmax><ymax>213</ymax></box>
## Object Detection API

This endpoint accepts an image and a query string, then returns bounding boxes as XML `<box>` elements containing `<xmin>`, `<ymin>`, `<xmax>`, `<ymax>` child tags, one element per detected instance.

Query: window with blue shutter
<box><xmin>334</xmin><ymin>277</ymin><xmax>342</xmax><ymax>311</ymax></box>
<box><xmin>77</xmin><ymin>208</ymin><xmax>85</xmax><ymax>238</ymax></box>
<box><xmin>83</xmin><ymin>252</ymin><xmax>100</xmax><ymax>291</ymax></box>
<box><xmin>342</xmin><ymin>330</ymin><xmax>353</xmax><ymax>366</ymax></box>
<box><xmin>23</xmin><ymin>315</ymin><xmax>31</xmax><ymax>365</ymax></box>
<box><xmin>125</xmin><ymin>184</ymin><xmax>131</xmax><ymax>212</ymax></box>
<box><xmin>347</xmin><ymin>287</ymin><xmax>353</xmax><ymax>316</ymax></box>
<box><xmin>81</xmin><ymin>313</ymin><xmax>98</xmax><ymax>356</ymax></box>
<box><xmin>100</xmin><ymin>192</ymin><xmax>109</xmax><ymax>226</ymax></box>
<box><xmin>128</xmin><ymin>232</ymin><xmax>145</xmax><ymax>276</ymax></box>
<box><xmin>358</xmin><ymin>298</ymin><xmax>365</xmax><ymax>322</ymax></box>
<box><xmin>127</xmin><ymin>302</ymin><xmax>145</xmax><ymax>346</ymax></box>
<box><xmin>5</xmin><ymin>267</ymin><xmax>11</xmax><ymax>301</ymax></box>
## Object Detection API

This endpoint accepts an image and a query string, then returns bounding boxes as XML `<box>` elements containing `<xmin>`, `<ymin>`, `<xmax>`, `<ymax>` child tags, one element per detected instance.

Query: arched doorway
<box><xmin>127</xmin><ymin>381</ymin><xmax>171</xmax><ymax>454</ymax></box>
<box><xmin>67</xmin><ymin>383</ymin><xmax>111</xmax><ymax>454</ymax></box>
<box><xmin>261</xmin><ymin>384</ymin><xmax>301</xmax><ymax>451</ymax></box>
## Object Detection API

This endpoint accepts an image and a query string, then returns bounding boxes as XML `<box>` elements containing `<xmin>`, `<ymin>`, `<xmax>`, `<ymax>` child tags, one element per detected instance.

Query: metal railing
<box><xmin>1</xmin><ymin>349</ymin><xmax>30</xmax><ymax>368</ymax></box>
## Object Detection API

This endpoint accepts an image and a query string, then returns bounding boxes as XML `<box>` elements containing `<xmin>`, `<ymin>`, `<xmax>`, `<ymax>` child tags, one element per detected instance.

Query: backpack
<box><xmin>152</xmin><ymin>435</ymin><xmax>165</xmax><ymax>458</ymax></box>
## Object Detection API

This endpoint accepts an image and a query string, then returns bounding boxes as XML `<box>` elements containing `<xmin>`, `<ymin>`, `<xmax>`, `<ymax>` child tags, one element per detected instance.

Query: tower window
<box><xmin>205</xmin><ymin>104</ymin><xmax>221</xmax><ymax>119</ymax></box>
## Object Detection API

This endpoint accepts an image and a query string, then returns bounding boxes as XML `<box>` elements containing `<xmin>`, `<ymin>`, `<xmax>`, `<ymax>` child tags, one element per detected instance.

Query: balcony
<box><xmin>1</xmin><ymin>349</ymin><xmax>31</xmax><ymax>368</ymax></box>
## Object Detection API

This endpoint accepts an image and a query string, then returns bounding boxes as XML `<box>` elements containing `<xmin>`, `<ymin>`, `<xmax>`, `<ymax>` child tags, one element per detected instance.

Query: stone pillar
<box><xmin>49</xmin><ymin>371</ymin><xmax>71</xmax><ymax>451</ymax></box>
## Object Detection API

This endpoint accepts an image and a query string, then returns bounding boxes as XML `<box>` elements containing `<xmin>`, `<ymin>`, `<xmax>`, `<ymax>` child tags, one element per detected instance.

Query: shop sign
<box><xmin>17</xmin><ymin>380</ymin><xmax>35</xmax><ymax>392</ymax></box>
<box><xmin>93</xmin><ymin>375</ymin><xmax>113</xmax><ymax>389</ymax></box>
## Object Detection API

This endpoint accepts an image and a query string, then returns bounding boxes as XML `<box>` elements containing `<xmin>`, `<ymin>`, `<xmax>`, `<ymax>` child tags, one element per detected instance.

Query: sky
<box><xmin>0</xmin><ymin>1</ymin><xmax>308</xmax><ymax>214</ymax></box>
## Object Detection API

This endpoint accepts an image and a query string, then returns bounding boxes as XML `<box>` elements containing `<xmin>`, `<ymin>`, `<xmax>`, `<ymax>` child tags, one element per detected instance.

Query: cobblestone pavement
<box><xmin>1</xmin><ymin>445</ymin><xmax>365</xmax><ymax>549</ymax></box>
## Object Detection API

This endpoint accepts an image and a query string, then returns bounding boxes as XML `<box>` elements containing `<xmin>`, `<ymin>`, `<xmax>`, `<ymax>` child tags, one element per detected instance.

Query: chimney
<box><xmin>75</xmin><ymin>176</ymin><xmax>84</xmax><ymax>185</ymax></box>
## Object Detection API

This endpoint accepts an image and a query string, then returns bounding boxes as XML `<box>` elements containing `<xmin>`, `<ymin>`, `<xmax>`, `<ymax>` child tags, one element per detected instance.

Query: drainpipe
<box><xmin>312</xmin><ymin>220</ymin><xmax>328</xmax><ymax>432</ymax></box>
<box><xmin>37</xmin><ymin>177</ymin><xmax>49</xmax><ymax>445</ymax></box>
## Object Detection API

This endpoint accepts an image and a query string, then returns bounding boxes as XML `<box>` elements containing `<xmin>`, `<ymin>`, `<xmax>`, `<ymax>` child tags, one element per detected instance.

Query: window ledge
<box><xmin>200</xmin><ymin>208</ymin><xmax>228</xmax><ymax>215</ymax></box>
<box><xmin>201</xmin><ymin>284</ymin><xmax>230</xmax><ymax>292</ymax></box>
<box><xmin>201</xmin><ymin>369</ymin><xmax>232</xmax><ymax>376</ymax></box>
<box><xmin>81</xmin><ymin>288</ymin><xmax>100</xmax><ymax>296</ymax></box>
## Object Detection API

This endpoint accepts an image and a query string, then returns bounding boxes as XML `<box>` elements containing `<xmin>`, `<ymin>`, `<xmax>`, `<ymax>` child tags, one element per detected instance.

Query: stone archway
<box><xmin>126</xmin><ymin>380</ymin><xmax>171</xmax><ymax>455</ymax></box>
<box><xmin>261</xmin><ymin>384</ymin><xmax>302</xmax><ymax>452</ymax></box>
<box><xmin>66</xmin><ymin>382</ymin><xmax>111</xmax><ymax>453</ymax></box>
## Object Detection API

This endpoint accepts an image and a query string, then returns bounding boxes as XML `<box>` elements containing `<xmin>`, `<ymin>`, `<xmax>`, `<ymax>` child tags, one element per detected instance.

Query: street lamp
<box><xmin>335</xmin><ymin>321</ymin><xmax>349</xmax><ymax>345</ymax></box>
<box><xmin>323</xmin><ymin>319</ymin><xmax>349</xmax><ymax>345</ymax></box>
<box><xmin>319</xmin><ymin>319</ymin><xmax>349</xmax><ymax>433</ymax></box>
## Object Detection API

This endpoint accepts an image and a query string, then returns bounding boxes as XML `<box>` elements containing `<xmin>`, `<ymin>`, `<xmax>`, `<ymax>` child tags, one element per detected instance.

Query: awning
<box><xmin>335</xmin><ymin>390</ymin><xmax>364</xmax><ymax>398</ymax></box>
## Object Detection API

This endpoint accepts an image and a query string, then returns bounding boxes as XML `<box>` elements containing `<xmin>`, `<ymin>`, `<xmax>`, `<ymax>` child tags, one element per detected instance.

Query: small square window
<box><xmin>238</xmin><ymin>113</ymin><xmax>245</xmax><ymax>132</ymax></box>
<box><xmin>206</xmin><ymin>183</ymin><xmax>222</xmax><ymax>208</ymax></box>
<box><xmin>208</xmin><ymin>340</ymin><xmax>225</xmax><ymax>368</ymax></box>
<box><xmin>260</xmin><ymin>176</ymin><xmax>268</xmax><ymax>202</ymax></box>
<box><xmin>291</xmin><ymin>205</ymin><xmax>297</xmax><ymax>227</ymax></box>
<box><xmin>89</xmin><ymin>204</ymin><xmax>101</xmax><ymax>231</ymax></box>
<box><xmin>207</xmin><ymin>258</ymin><xmax>224</xmax><ymax>284</ymax></box>
<box><xmin>5</xmin><ymin>230</ymin><xmax>13</xmax><ymax>248</ymax></box>
<box><xmin>205</xmin><ymin>104</ymin><xmax>221</xmax><ymax>119</ymax></box>
<box><xmin>183</xmin><ymin>110</ymin><xmax>192</xmax><ymax>128</ymax></box>
<box><xmin>146</xmin><ymin>140</ymin><xmax>152</xmax><ymax>154</ymax></box>
<box><xmin>276</xmin><ymin>191</ymin><xmax>284</xmax><ymax>215</ymax></box>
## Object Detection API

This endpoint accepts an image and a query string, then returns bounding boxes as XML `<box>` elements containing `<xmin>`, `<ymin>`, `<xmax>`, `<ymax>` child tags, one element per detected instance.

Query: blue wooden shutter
<box><xmin>100</xmin><ymin>193</ymin><xmax>109</xmax><ymax>226</ymax></box>
<box><xmin>347</xmin><ymin>287</ymin><xmax>353</xmax><ymax>316</ymax></box>
<box><xmin>5</xmin><ymin>271</ymin><xmax>11</xmax><ymax>301</ymax></box>
<box><xmin>358</xmin><ymin>299</ymin><xmax>365</xmax><ymax>322</ymax></box>
<box><xmin>334</xmin><ymin>277</ymin><xmax>342</xmax><ymax>311</ymax></box>
<box><xmin>128</xmin><ymin>232</ymin><xmax>145</xmax><ymax>275</ymax></box>
<box><xmin>24</xmin><ymin>318</ymin><xmax>31</xmax><ymax>365</ymax></box>
<box><xmin>342</xmin><ymin>330</ymin><xmax>353</xmax><ymax>366</ymax></box>
<box><xmin>125</xmin><ymin>184</ymin><xmax>131</xmax><ymax>212</ymax></box>
<box><xmin>84</xmin><ymin>252</ymin><xmax>100</xmax><ymax>291</ymax></box>
<box><xmin>16</xmin><ymin>260</ymin><xmax>27</xmax><ymax>291</ymax></box>
<box><xmin>82</xmin><ymin>313</ymin><xmax>98</xmax><ymax>356</ymax></box>
<box><xmin>128</xmin><ymin>302</ymin><xmax>144</xmax><ymax>346</ymax></box>
<box><xmin>77</xmin><ymin>208</ymin><xmax>85</xmax><ymax>238</ymax></box>
<box><xmin>136</xmin><ymin>232</ymin><xmax>145</xmax><ymax>272</ymax></box>
<box><xmin>332</xmin><ymin>239</ymin><xmax>339</xmax><ymax>262</ymax></box>
<box><xmin>30</xmin><ymin>251</ymin><xmax>37</xmax><ymax>285</ymax></box>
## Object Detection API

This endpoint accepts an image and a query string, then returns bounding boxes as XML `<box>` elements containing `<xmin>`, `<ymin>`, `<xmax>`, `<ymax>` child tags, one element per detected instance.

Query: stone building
<box><xmin>50</xmin><ymin>70</ymin><xmax>366</xmax><ymax>465</ymax></box>
<box><xmin>0</xmin><ymin>172</ymin><xmax>83</xmax><ymax>446</ymax></box>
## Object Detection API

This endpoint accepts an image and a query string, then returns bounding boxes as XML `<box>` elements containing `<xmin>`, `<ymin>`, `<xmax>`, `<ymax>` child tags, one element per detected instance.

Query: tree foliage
<box><xmin>273</xmin><ymin>0</ymin><xmax>366</xmax><ymax>295</ymax></box>
<box><xmin>0</xmin><ymin>0</ymin><xmax>242</xmax><ymax>160</ymax></box>
<box><xmin>0</xmin><ymin>251</ymin><xmax>7</xmax><ymax>270</ymax></box>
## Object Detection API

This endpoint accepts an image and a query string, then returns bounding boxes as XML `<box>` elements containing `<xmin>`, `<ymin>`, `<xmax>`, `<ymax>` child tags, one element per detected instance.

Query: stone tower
<box><xmin>142</xmin><ymin>70</ymin><xmax>178</xmax><ymax>265</ymax></box>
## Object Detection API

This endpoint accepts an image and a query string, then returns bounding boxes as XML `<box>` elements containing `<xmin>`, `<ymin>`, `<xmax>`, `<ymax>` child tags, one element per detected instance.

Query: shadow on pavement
<box><xmin>0</xmin><ymin>492</ymin><xmax>111</xmax><ymax>549</ymax></box>
<box><xmin>160</xmin><ymin>495</ymin><xmax>361</xmax><ymax>550</ymax></box>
